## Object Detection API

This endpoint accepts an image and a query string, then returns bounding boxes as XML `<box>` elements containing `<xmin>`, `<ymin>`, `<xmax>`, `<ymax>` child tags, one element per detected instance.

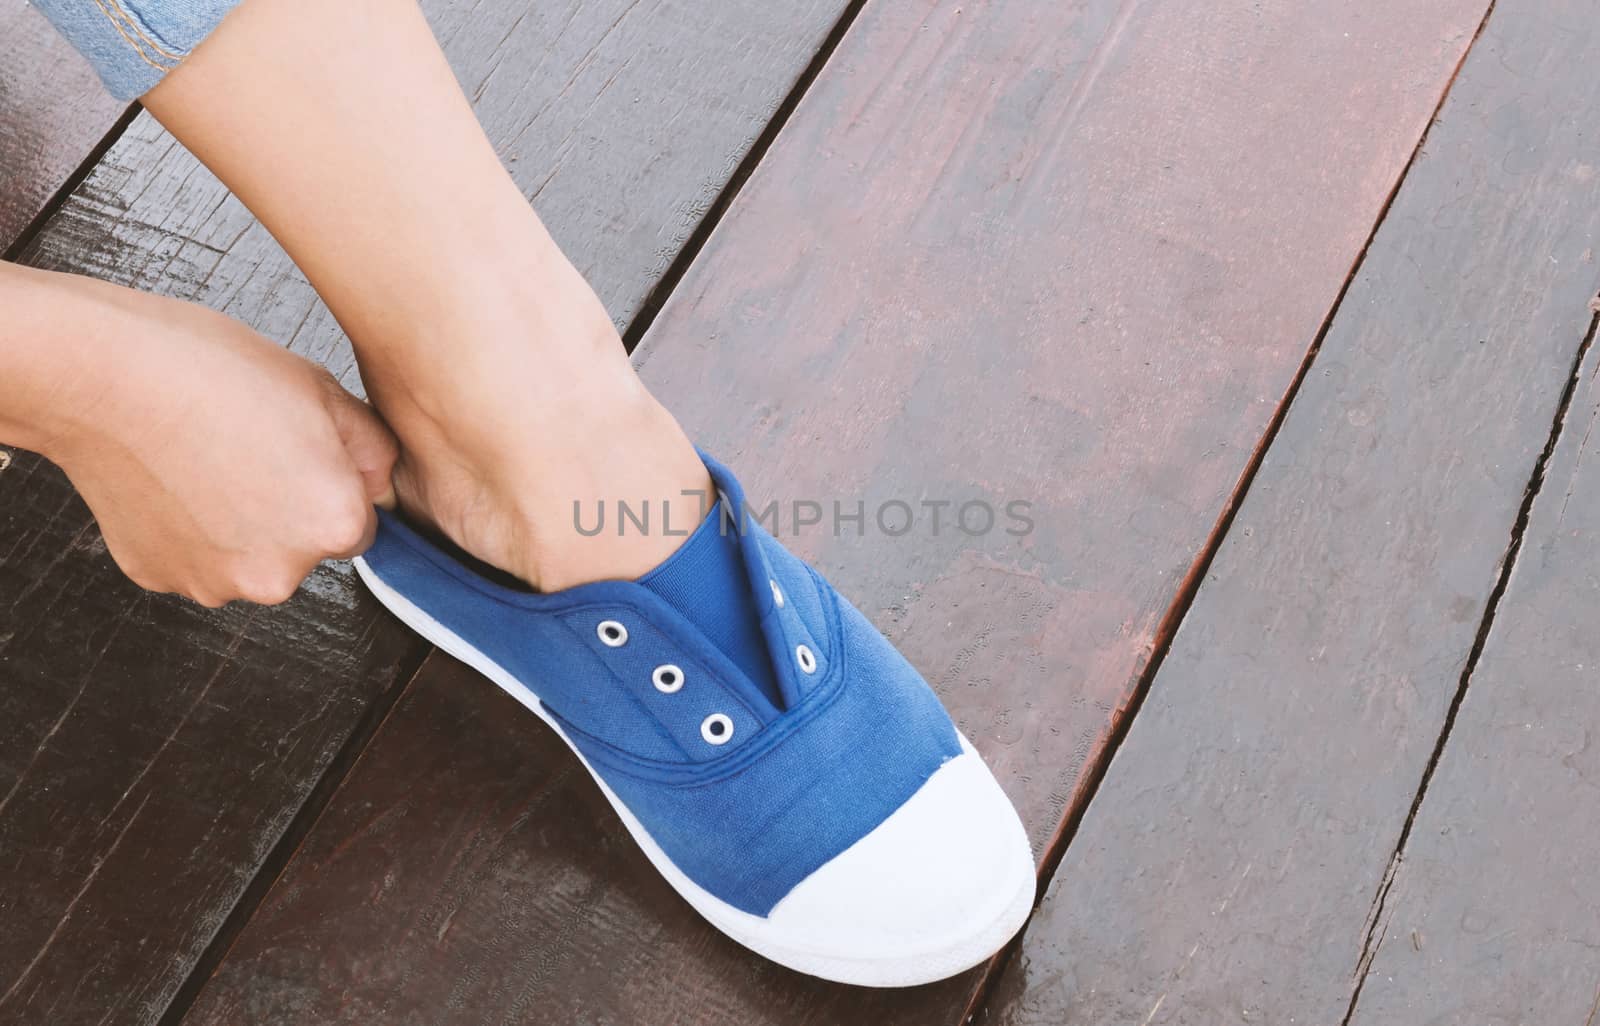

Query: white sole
<box><xmin>354</xmin><ymin>556</ymin><xmax>1036</xmax><ymax>987</ymax></box>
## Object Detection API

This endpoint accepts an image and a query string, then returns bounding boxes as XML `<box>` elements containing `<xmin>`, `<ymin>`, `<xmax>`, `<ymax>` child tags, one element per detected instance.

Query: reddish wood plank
<box><xmin>181</xmin><ymin>1</ymin><xmax>1489</xmax><ymax>1022</ymax></box>
<box><xmin>982</xmin><ymin>4</ymin><xmax>1600</xmax><ymax>1023</ymax></box>
<box><xmin>0</xmin><ymin>0</ymin><xmax>125</xmax><ymax>246</ymax></box>
<box><xmin>0</xmin><ymin>3</ymin><xmax>849</xmax><ymax>1023</ymax></box>
<box><xmin>1347</xmin><ymin>331</ymin><xmax>1600</xmax><ymax>1023</ymax></box>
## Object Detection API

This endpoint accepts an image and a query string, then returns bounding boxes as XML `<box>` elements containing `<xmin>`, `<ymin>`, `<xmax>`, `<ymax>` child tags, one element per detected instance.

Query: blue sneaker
<box><xmin>352</xmin><ymin>453</ymin><xmax>1034</xmax><ymax>987</ymax></box>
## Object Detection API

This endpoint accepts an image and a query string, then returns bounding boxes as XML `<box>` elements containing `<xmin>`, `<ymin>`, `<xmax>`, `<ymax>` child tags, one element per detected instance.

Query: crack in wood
<box><xmin>1339</xmin><ymin>307</ymin><xmax>1600</xmax><ymax>1026</ymax></box>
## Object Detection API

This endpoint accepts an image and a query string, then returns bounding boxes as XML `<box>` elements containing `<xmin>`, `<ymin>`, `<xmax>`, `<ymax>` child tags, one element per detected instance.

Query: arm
<box><xmin>0</xmin><ymin>263</ymin><xmax>115</xmax><ymax>456</ymax></box>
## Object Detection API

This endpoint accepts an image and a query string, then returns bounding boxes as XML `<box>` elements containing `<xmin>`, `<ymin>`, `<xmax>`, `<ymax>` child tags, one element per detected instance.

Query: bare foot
<box><xmin>365</xmin><ymin>273</ymin><xmax>712</xmax><ymax>592</ymax></box>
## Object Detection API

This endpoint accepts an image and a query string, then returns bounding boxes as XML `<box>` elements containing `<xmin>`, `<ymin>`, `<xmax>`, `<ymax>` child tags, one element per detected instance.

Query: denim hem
<box><xmin>30</xmin><ymin>0</ymin><xmax>243</xmax><ymax>100</ymax></box>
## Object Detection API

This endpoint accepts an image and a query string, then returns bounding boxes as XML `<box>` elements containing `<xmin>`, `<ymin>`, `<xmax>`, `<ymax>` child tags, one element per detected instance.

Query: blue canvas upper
<box><xmin>638</xmin><ymin>500</ymin><xmax>782</xmax><ymax>708</ymax></box>
<box><xmin>361</xmin><ymin>453</ymin><xmax>961</xmax><ymax>916</ymax></box>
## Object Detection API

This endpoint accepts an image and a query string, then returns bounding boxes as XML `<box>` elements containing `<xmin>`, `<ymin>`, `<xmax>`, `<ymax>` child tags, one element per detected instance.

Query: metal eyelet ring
<box><xmin>652</xmin><ymin>664</ymin><xmax>684</xmax><ymax>694</ymax></box>
<box><xmin>701</xmin><ymin>713</ymin><xmax>734</xmax><ymax>745</ymax></box>
<box><xmin>770</xmin><ymin>579</ymin><xmax>785</xmax><ymax>608</ymax></box>
<box><xmin>796</xmin><ymin>644</ymin><xmax>817</xmax><ymax>674</ymax></box>
<box><xmin>596</xmin><ymin>620</ymin><xmax>628</xmax><ymax>647</ymax></box>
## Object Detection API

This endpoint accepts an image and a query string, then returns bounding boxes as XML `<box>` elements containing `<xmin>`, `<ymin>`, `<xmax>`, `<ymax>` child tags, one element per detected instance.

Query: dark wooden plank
<box><xmin>982</xmin><ymin>4</ymin><xmax>1600</xmax><ymax>1023</ymax></box>
<box><xmin>1345</xmin><ymin>330</ymin><xmax>1600</xmax><ymax>1023</ymax></box>
<box><xmin>180</xmin><ymin>1</ymin><xmax>1492</xmax><ymax>1023</ymax></box>
<box><xmin>0</xmin><ymin>4</ymin><xmax>849</xmax><ymax>1024</ymax></box>
<box><xmin>0</xmin><ymin>0</ymin><xmax>125</xmax><ymax>246</ymax></box>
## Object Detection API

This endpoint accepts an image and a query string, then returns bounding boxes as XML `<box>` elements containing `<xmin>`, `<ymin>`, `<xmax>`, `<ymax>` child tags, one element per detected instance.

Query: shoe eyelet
<box><xmin>796</xmin><ymin>644</ymin><xmax>817</xmax><ymax>674</ymax></box>
<box><xmin>770</xmin><ymin>579</ymin><xmax>785</xmax><ymax>608</ymax></box>
<box><xmin>597</xmin><ymin>620</ymin><xmax>628</xmax><ymax>647</ymax></box>
<box><xmin>701</xmin><ymin>713</ymin><xmax>734</xmax><ymax>745</ymax></box>
<box><xmin>652</xmin><ymin>664</ymin><xmax>684</xmax><ymax>693</ymax></box>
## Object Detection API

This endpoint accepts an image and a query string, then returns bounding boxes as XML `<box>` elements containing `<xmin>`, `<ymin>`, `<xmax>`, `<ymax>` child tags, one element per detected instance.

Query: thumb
<box><xmin>320</xmin><ymin>378</ymin><xmax>399</xmax><ymax>509</ymax></box>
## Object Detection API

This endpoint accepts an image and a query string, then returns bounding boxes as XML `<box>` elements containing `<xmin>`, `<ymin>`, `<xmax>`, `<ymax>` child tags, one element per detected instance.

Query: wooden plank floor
<box><xmin>983</xmin><ymin>2</ymin><xmax>1600</xmax><ymax>1023</ymax></box>
<box><xmin>174</xmin><ymin>1</ymin><xmax>1493</xmax><ymax>1024</ymax></box>
<box><xmin>1348</xmin><ymin>327</ymin><xmax>1600</xmax><ymax>1024</ymax></box>
<box><xmin>0</xmin><ymin>4</ymin><xmax>849</xmax><ymax>1024</ymax></box>
<box><xmin>4</xmin><ymin>1</ymin><xmax>1598</xmax><ymax>1024</ymax></box>
<box><xmin>0</xmin><ymin>0</ymin><xmax>125</xmax><ymax>247</ymax></box>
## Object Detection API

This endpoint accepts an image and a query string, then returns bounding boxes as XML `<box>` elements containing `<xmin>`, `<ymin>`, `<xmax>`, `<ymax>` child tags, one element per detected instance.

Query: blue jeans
<box><xmin>31</xmin><ymin>0</ymin><xmax>242</xmax><ymax>100</ymax></box>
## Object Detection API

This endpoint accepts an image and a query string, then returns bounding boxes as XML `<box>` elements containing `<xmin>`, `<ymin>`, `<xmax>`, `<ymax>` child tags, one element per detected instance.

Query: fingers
<box><xmin>318</xmin><ymin>374</ymin><xmax>400</xmax><ymax>509</ymax></box>
<box><xmin>326</xmin><ymin>503</ymin><xmax>380</xmax><ymax>561</ymax></box>
<box><xmin>82</xmin><ymin>354</ymin><xmax>401</xmax><ymax>613</ymax></box>
<box><xmin>388</xmin><ymin>455</ymin><xmax>434</xmax><ymax>532</ymax></box>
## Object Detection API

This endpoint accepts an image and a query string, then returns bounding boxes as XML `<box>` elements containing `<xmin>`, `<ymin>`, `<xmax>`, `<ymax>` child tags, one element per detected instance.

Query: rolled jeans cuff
<box><xmin>29</xmin><ymin>0</ymin><xmax>243</xmax><ymax>100</ymax></box>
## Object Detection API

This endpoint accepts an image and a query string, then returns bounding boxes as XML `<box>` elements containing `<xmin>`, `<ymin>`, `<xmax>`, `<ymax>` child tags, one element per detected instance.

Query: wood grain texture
<box><xmin>0</xmin><ymin>3</ymin><xmax>847</xmax><ymax>1023</ymax></box>
<box><xmin>180</xmin><ymin>1</ymin><xmax>1490</xmax><ymax>1023</ymax></box>
<box><xmin>982</xmin><ymin>4</ymin><xmax>1600</xmax><ymax>1024</ymax></box>
<box><xmin>0</xmin><ymin>477</ymin><xmax>423</xmax><ymax>1022</ymax></box>
<box><xmin>1345</xmin><ymin>325</ymin><xmax>1600</xmax><ymax>1022</ymax></box>
<box><xmin>0</xmin><ymin>0</ymin><xmax>125</xmax><ymax>246</ymax></box>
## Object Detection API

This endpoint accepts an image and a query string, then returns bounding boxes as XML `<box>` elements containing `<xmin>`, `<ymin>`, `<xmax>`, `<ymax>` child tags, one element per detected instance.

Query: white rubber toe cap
<box><xmin>757</xmin><ymin>736</ymin><xmax>1036</xmax><ymax>986</ymax></box>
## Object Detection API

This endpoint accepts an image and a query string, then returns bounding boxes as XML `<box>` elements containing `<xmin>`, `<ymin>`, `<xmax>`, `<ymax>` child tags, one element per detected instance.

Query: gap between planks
<box><xmin>958</xmin><ymin>1</ymin><xmax>1504</xmax><ymax>1021</ymax></box>
<box><xmin>154</xmin><ymin>2</ymin><xmax>874</xmax><ymax>1022</ymax></box>
<box><xmin>1338</xmin><ymin>304</ymin><xmax>1600</xmax><ymax>1026</ymax></box>
<box><xmin>1</xmin><ymin>103</ymin><xmax>138</xmax><ymax>262</ymax></box>
<box><xmin>622</xmin><ymin>0</ymin><xmax>871</xmax><ymax>352</ymax></box>
<box><xmin>151</xmin><ymin>639</ymin><xmax>432</xmax><ymax>1026</ymax></box>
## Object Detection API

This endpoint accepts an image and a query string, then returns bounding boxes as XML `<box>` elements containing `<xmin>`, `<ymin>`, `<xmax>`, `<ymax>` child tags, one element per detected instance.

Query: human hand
<box><xmin>24</xmin><ymin>273</ymin><xmax>398</xmax><ymax>607</ymax></box>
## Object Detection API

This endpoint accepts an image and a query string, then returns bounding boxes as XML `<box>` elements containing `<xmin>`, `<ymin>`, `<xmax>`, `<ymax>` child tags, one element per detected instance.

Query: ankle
<box><xmin>390</xmin><ymin>381</ymin><xmax>711</xmax><ymax>591</ymax></box>
<box><xmin>368</xmin><ymin>269</ymin><xmax>629</xmax><ymax>418</ymax></box>
<box><xmin>335</xmin><ymin>205</ymin><xmax>711</xmax><ymax>588</ymax></box>
<box><xmin>375</xmin><ymin>319</ymin><xmax>633</xmax><ymax>451</ymax></box>
<box><xmin>517</xmin><ymin>398</ymin><xmax>714</xmax><ymax>590</ymax></box>
<box><xmin>346</xmin><ymin>188</ymin><xmax>628</xmax><ymax>405</ymax></box>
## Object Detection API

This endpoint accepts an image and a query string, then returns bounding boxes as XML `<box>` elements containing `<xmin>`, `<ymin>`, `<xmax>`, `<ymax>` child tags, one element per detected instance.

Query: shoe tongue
<box><xmin>639</xmin><ymin>501</ymin><xmax>783</xmax><ymax>710</ymax></box>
